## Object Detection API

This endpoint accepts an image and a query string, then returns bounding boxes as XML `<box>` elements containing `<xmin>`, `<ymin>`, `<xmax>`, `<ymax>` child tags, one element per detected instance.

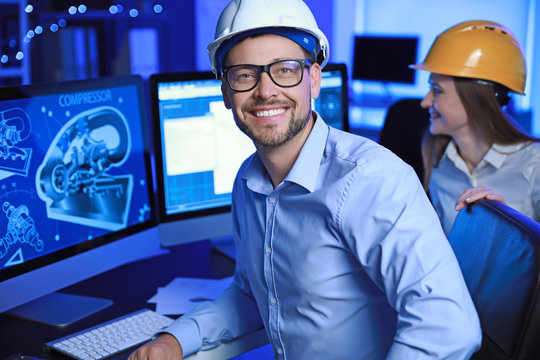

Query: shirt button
<box><xmin>270</xmin><ymin>297</ymin><xmax>277</xmax><ymax>304</ymax></box>
<box><xmin>269</xmin><ymin>197</ymin><xmax>276</xmax><ymax>203</ymax></box>
<box><xmin>266</xmin><ymin>247</ymin><xmax>271</xmax><ymax>254</ymax></box>
<box><xmin>277</xmin><ymin>348</ymin><xmax>283</xmax><ymax>355</ymax></box>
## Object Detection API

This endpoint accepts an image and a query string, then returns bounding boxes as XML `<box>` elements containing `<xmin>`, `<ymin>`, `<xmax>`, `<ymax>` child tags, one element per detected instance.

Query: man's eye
<box><xmin>277</xmin><ymin>67</ymin><xmax>293</xmax><ymax>74</ymax></box>
<box><xmin>234</xmin><ymin>71</ymin><xmax>256</xmax><ymax>81</ymax></box>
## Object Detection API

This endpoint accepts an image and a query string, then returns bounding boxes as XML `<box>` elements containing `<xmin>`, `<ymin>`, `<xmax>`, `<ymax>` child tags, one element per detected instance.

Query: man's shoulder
<box><xmin>325</xmin><ymin>127</ymin><xmax>404</xmax><ymax>168</ymax></box>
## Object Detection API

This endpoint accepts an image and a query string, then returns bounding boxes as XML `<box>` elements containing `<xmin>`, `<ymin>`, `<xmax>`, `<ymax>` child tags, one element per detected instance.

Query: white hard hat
<box><xmin>207</xmin><ymin>0</ymin><xmax>330</xmax><ymax>76</ymax></box>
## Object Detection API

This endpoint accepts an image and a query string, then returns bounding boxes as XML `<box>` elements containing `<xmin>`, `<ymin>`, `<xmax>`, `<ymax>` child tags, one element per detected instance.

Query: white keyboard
<box><xmin>45</xmin><ymin>309</ymin><xmax>174</xmax><ymax>360</ymax></box>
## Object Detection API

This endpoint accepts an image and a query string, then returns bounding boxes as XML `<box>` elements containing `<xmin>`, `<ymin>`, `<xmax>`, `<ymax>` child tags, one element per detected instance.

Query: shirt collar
<box><xmin>243</xmin><ymin>154</ymin><xmax>272</xmax><ymax>194</ymax></box>
<box><xmin>484</xmin><ymin>143</ymin><xmax>528</xmax><ymax>168</ymax></box>
<box><xmin>444</xmin><ymin>141</ymin><xmax>467</xmax><ymax>173</ymax></box>
<box><xmin>284</xmin><ymin>112</ymin><xmax>328</xmax><ymax>192</ymax></box>
<box><xmin>444</xmin><ymin>140</ymin><xmax>528</xmax><ymax>170</ymax></box>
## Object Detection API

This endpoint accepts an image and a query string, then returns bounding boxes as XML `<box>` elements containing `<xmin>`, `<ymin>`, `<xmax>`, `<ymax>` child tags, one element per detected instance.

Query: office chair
<box><xmin>448</xmin><ymin>200</ymin><xmax>540</xmax><ymax>360</ymax></box>
<box><xmin>378</xmin><ymin>98</ymin><xmax>430</xmax><ymax>183</ymax></box>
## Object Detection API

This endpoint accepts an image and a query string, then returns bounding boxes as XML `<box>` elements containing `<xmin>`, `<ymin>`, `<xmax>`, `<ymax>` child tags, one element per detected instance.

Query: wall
<box><xmin>332</xmin><ymin>0</ymin><xmax>536</xmax><ymax>132</ymax></box>
<box><xmin>27</xmin><ymin>0</ymin><xmax>195</xmax><ymax>83</ymax></box>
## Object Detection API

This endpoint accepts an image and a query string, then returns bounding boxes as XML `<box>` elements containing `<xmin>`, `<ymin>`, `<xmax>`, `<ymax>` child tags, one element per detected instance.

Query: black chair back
<box><xmin>378</xmin><ymin>98</ymin><xmax>430</xmax><ymax>183</ymax></box>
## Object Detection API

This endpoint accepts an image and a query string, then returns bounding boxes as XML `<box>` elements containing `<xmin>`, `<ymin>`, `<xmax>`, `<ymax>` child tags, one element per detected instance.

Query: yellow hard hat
<box><xmin>410</xmin><ymin>20</ymin><xmax>526</xmax><ymax>94</ymax></box>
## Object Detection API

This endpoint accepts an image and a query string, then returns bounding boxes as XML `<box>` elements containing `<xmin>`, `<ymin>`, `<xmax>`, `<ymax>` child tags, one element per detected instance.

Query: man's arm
<box><xmin>343</xmin><ymin>158</ymin><xmax>482</xmax><ymax>359</ymax></box>
<box><xmin>128</xmin><ymin>178</ymin><xmax>262</xmax><ymax>359</ymax></box>
<box><xmin>128</xmin><ymin>333</ymin><xmax>183</xmax><ymax>360</ymax></box>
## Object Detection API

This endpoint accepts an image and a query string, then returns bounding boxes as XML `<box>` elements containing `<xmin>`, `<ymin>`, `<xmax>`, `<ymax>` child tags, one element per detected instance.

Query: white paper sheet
<box><xmin>148</xmin><ymin>276</ymin><xmax>233</xmax><ymax>315</ymax></box>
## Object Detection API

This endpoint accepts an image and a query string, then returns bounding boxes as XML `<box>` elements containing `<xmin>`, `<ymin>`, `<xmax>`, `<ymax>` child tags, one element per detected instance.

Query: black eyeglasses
<box><xmin>223</xmin><ymin>59</ymin><xmax>312</xmax><ymax>92</ymax></box>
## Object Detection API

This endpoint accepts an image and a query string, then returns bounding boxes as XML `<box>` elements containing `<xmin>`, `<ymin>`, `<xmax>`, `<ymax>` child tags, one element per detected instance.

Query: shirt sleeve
<box><xmin>340</xmin><ymin>156</ymin><xmax>482</xmax><ymax>359</ymax></box>
<box><xmin>162</xmin><ymin>186</ymin><xmax>263</xmax><ymax>357</ymax></box>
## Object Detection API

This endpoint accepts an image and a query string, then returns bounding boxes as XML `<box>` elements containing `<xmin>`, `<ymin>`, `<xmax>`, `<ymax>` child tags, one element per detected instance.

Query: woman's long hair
<box><xmin>421</xmin><ymin>77</ymin><xmax>539</xmax><ymax>190</ymax></box>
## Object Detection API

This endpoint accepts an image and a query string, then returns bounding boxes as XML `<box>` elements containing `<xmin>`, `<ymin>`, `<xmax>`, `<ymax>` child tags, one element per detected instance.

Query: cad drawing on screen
<box><xmin>36</xmin><ymin>105</ymin><xmax>133</xmax><ymax>231</ymax></box>
<box><xmin>0</xmin><ymin>107</ymin><xmax>33</xmax><ymax>177</ymax></box>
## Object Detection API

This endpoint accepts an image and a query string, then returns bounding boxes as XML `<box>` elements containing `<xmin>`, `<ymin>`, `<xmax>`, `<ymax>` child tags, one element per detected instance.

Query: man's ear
<box><xmin>309</xmin><ymin>62</ymin><xmax>322</xmax><ymax>100</ymax></box>
<box><xmin>221</xmin><ymin>77</ymin><xmax>232</xmax><ymax>109</ymax></box>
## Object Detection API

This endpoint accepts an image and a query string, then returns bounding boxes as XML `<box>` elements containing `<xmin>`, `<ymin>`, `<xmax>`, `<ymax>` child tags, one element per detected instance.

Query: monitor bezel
<box><xmin>0</xmin><ymin>75</ymin><xmax>157</xmax><ymax>282</ymax></box>
<box><xmin>351</xmin><ymin>35</ymin><xmax>418</xmax><ymax>85</ymax></box>
<box><xmin>148</xmin><ymin>70</ymin><xmax>231</xmax><ymax>225</ymax></box>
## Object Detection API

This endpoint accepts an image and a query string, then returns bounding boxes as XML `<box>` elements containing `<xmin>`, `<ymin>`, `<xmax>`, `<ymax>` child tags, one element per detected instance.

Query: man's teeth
<box><xmin>255</xmin><ymin>109</ymin><xmax>285</xmax><ymax>117</ymax></box>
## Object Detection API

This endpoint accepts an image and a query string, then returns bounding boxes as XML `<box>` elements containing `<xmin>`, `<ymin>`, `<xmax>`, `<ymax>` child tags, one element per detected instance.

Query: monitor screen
<box><xmin>352</xmin><ymin>35</ymin><xmax>418</xmax><ymax>84</ymax></box>
<box><xmin>149</xmin><ymin>64</ymin><xmax>349</xmax><ymax>247</ymax></box>
<box><xmin>0</xmin><ymin>75</ymin><xmax>160</xmax><ymax>323</ymax></box>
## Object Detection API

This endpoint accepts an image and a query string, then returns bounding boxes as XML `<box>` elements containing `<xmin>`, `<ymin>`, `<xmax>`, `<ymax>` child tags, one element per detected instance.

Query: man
<box><xmin>129</xmin><ymin>0</ymin><xmax>481</xmax><ymax>359</ymax></box>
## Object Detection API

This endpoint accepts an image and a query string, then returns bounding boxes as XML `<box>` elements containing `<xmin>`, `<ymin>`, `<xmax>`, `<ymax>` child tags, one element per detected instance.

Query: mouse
<box><xmin>4</xmin><ymin>353</ymin><xmax>45</xmax><ymax>360</ymax></box>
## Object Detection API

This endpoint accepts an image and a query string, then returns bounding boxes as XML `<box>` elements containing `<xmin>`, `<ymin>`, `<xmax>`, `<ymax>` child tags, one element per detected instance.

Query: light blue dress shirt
<box><xmin>165</xmin><ymin>115</ymin><xmax>481</xmax><ymax>359</ymax></box>
<box><xmin>430</xmin><ymin>141</ymin><xmax>540</xmax><ymax>236</ymax></box>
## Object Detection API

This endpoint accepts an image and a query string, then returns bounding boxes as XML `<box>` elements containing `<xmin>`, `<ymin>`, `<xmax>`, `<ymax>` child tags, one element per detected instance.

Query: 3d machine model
<box><xmin>36</xmin><ymin>106</ymin><xmax>133</xmax><ymax>231</ymax></box>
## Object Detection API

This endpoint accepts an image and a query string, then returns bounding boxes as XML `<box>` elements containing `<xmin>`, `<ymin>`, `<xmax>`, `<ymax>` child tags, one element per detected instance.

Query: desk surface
<box><xmin>0</xmin><ymin>240</ymin><xmax>258</xmax><ymax>359</ymax></box>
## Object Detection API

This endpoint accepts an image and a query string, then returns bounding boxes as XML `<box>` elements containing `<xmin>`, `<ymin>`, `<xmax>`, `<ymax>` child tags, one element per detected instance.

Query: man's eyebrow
<box><xmin>226</xmin><ymin>57</ymin><xmax>299</xmax><ymax>67</ymax></box>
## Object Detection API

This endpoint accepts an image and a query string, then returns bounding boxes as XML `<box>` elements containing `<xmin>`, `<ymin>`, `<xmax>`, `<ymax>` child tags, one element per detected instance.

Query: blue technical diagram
<box><xmin>36</xmin><ymin>106</ymin><xmax>133</xmax><ymax>231</ymax></box>
<box><xmin>138</xmin><ymin>203</ymin><xmax>151</xmax><ymax>223</ymax></box>
<box><xmin>0</xmin><ymin>107</ymin><xmax>33</xmax><ymax>176</ymax></box>
<box><xmin>0</xmin><ymin>201</ymin><xmax>43</xmax><ymax>260</ymax></box>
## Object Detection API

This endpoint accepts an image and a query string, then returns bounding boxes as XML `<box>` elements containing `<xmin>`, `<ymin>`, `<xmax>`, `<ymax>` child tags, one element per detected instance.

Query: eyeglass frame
<box><xmin>222</xmin><ymin>58</ymin><xmax>313</xmax><ymax>92</ymax></box>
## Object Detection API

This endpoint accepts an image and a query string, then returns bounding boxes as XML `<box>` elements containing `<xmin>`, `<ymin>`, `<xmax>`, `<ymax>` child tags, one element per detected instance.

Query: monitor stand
<box><xmin>6</xmin><ymin>292</ymin><xmax>113</xmax><ymax>327</ymax></box>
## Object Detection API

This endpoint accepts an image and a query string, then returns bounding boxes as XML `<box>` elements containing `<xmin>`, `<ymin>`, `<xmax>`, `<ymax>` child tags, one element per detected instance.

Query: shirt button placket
<box><xmin>265</xmin><ymin>194</ymin><xmax>282</xmax><ymax>357</ymax></box>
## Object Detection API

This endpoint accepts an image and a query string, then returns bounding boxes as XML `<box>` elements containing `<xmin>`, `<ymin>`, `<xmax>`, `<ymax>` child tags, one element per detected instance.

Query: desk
<box><xmin>0</xmin><ymin>240</ymin><xmax>268</xmax><ymax>360</ymax></box>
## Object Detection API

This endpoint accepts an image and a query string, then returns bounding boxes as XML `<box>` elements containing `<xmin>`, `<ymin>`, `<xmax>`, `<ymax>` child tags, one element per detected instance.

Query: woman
<box><xmin>411</xmin><ymin>20</ymin><xmax>540</xmax><ymax>236</ymax></box>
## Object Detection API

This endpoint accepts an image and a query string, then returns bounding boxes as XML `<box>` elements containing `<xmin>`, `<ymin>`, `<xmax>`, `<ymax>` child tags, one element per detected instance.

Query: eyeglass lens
<box><xmin>226</xmin><ymin>60</ymin><xmax>306</xmax><ymax>91</ymax></box>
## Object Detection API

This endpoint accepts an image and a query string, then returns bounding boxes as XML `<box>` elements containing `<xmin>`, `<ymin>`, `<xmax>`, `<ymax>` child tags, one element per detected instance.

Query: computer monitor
<box><xmin>0</xmin><ymin>75</ymin><xmax>160</xmax><ymax>326</ymax></box>
<box><xmin>315</xmin><ymin>63</ymin><xmax>349</xmax><ymax>132</ymax></box>
<box><xmin>352</xmin><ymin>35</ymin><xmax>418</xmax><ymax>84</ymax></box>
<box><xmin>149</xmin><ymin>64</ymin><xmax>349</xmax><ymax>251</ymax></box>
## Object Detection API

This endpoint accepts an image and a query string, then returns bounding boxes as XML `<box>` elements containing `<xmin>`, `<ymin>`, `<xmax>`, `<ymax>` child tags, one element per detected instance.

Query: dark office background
<box><xmin>0</xmin><ymin>0</ymin><xmax>539</xmax><ymax>135</ymax></box>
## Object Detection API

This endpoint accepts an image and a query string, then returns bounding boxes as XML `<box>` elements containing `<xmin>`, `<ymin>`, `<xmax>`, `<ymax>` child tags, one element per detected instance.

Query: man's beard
<box><xmin>237</xmin><ymin>100</ymin><xmax>311</xmax><ymax>148</ymax></box>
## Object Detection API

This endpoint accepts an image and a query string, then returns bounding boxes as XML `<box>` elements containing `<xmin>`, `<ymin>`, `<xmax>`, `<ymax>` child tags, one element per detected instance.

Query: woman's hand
<box><xmin>455</xmin><ymin>186</ymin><xmax>505</xmax><ymax>211</ymax></box>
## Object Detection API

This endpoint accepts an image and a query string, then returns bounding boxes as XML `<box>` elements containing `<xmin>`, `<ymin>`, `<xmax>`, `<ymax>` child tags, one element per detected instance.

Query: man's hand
<box><xmin>455</xmin><ymin>186</ymin><xmax>505</xmax><ymax>211</ymax></box>
<box><xmin>128</xmin><ymin>333</ymin><xmax>183</xmax><ymax>360</ymax></box>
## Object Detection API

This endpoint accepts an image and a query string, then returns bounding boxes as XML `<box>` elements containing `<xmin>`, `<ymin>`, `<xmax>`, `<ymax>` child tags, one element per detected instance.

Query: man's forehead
<box><xmin>225</xmin><ymin>34</ymin><xmax>305</xmax><ymax>64</ymax></box>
